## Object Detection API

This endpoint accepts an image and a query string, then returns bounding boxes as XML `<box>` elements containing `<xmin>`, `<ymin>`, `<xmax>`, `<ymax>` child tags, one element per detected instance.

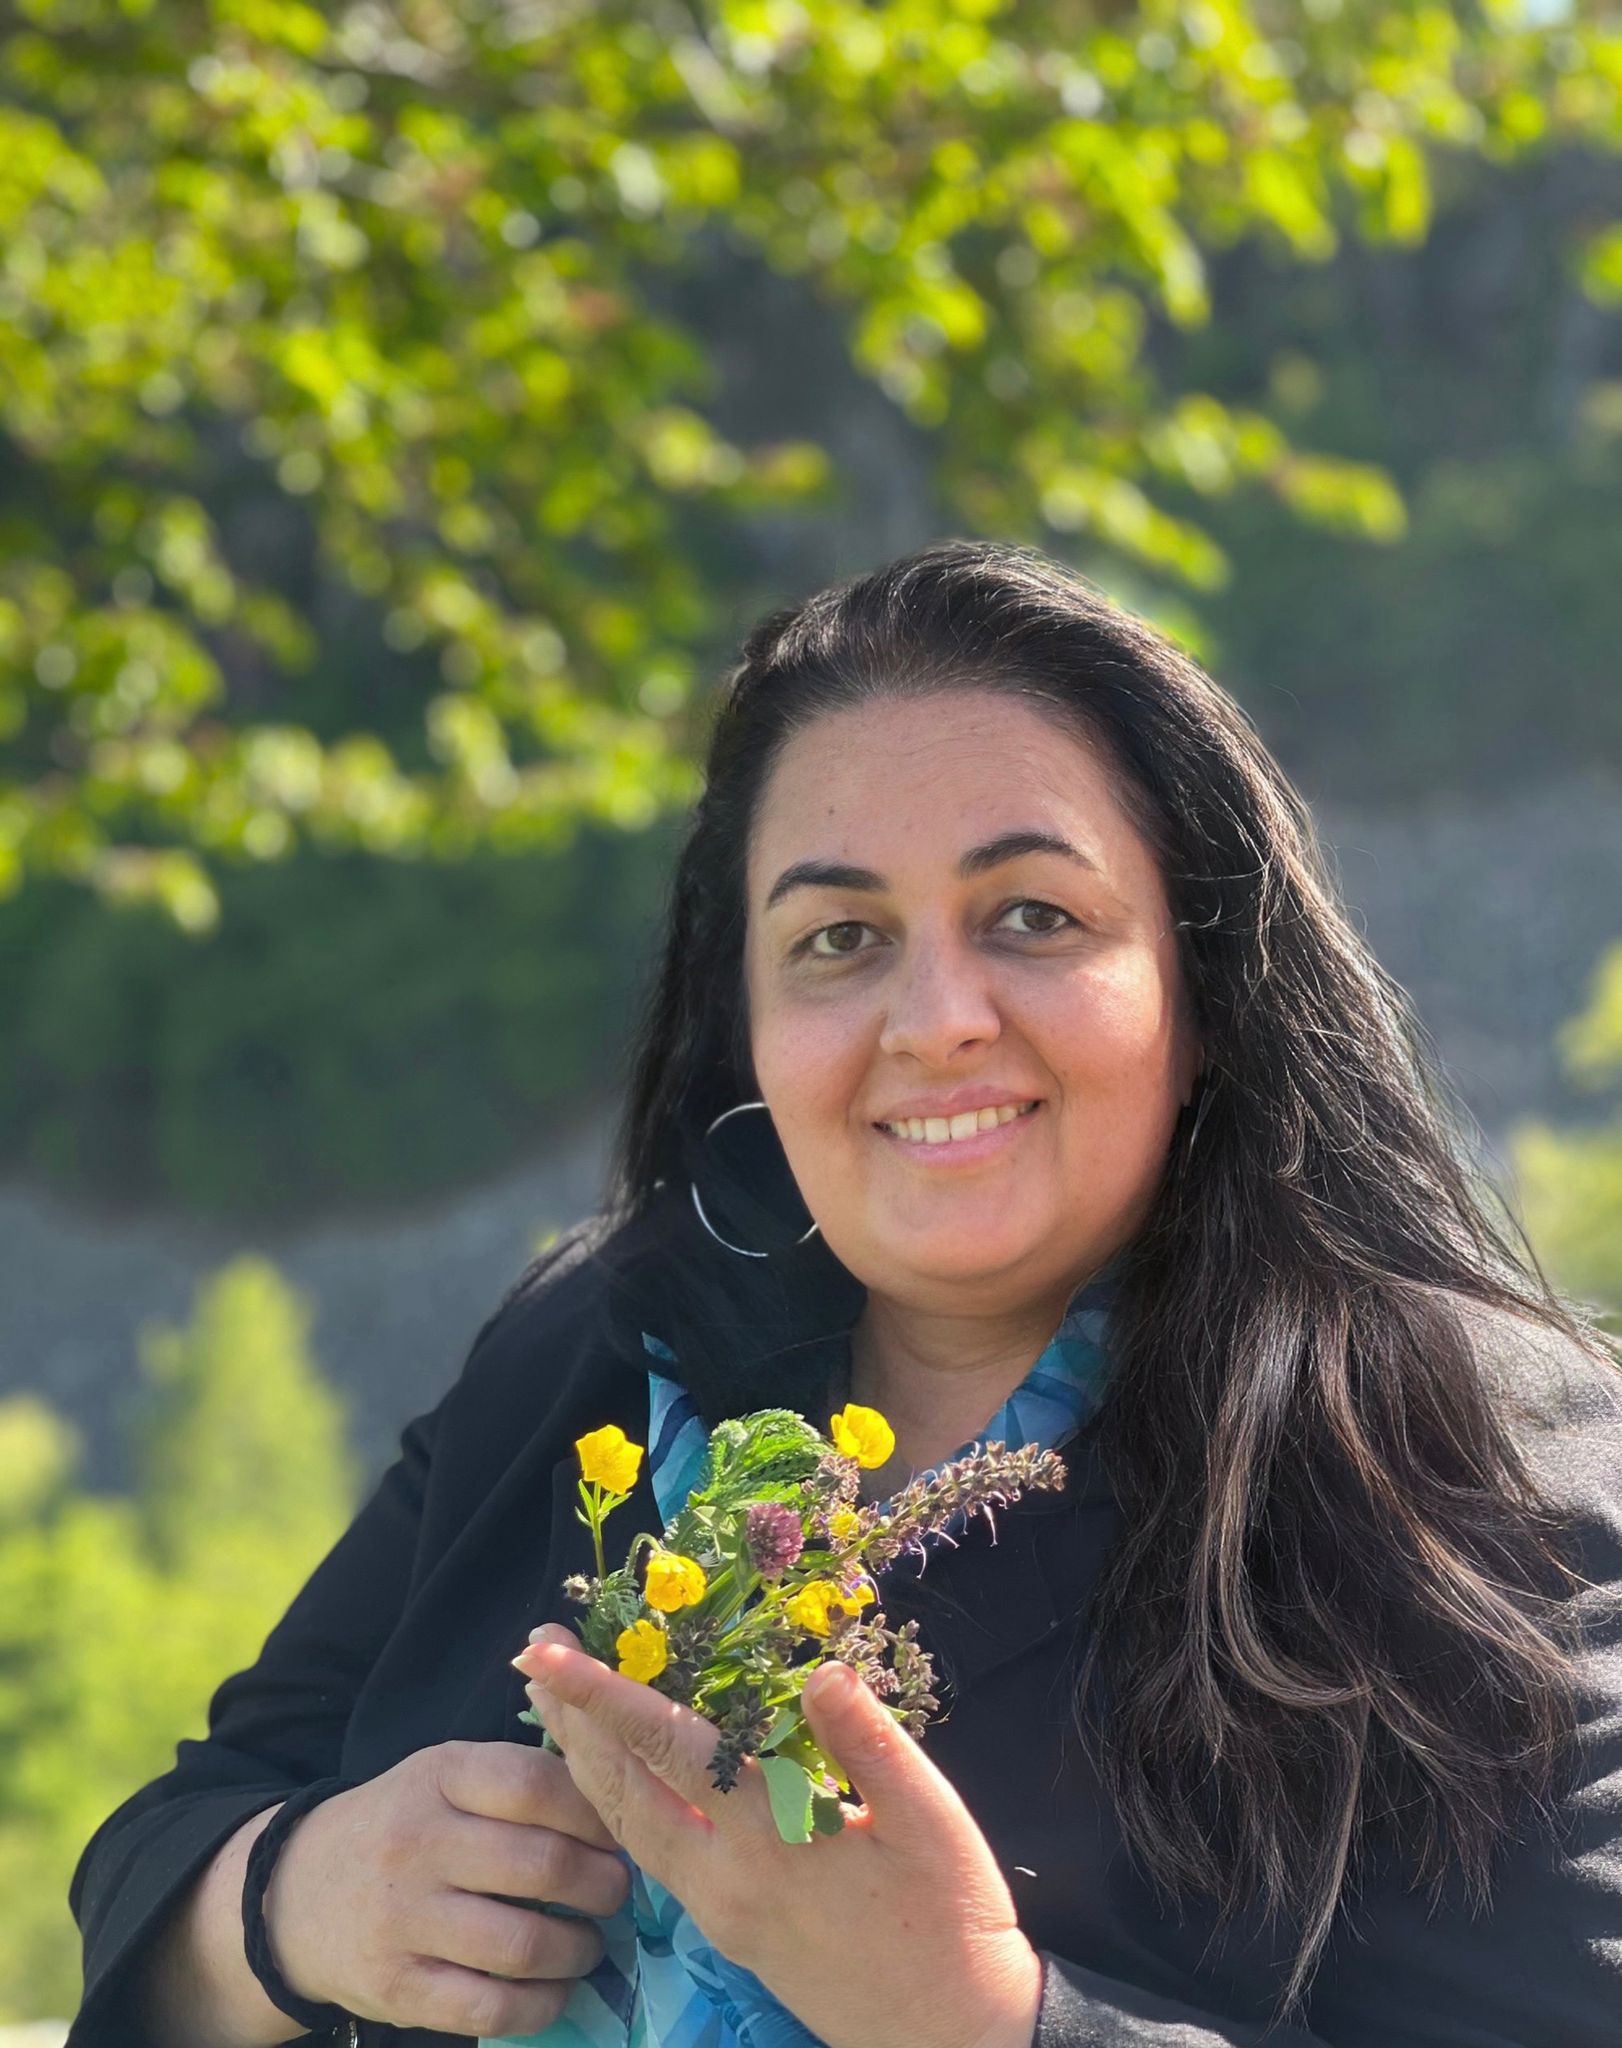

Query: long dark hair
<box><xmin>602</xmin><ymin>538</ymin><xmax>1615</xmax><ymax>2004</ymax></box>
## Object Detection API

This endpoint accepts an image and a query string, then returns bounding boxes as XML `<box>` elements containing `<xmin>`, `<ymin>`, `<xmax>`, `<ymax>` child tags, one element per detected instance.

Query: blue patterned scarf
<box><xmin>485</xmin><ymin>1259</ymin><xmax>1119</xmax><ymax>2048</ymax></box>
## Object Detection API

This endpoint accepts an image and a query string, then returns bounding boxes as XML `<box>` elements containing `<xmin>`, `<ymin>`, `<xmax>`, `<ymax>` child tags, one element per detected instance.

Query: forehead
<box><xmin>746</xmin><ymin>691</ymin><xmax>1161</xmax><ymax>899</ymax></box>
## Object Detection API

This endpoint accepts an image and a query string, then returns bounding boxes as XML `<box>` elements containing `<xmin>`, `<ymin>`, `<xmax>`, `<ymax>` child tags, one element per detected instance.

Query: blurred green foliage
<box><xmin>1203</xmin><ymin>437</ymin><xmax>1622</xmax><ymax>796</ymax></box>
<box><xmin>1512</xmin><ymin>942</ymin><xmax>1622</xmax><ymax>1331</ymax></box>
<box><xmin>1175</xmin><ymin>158</ymin><xmax>1622</xmax><ymax>796</ymax></box>
<box><xmin>0</xmin><ymin>821</ymin><xmax>672</xmax><ymax>1215</ymax></box>
<box><xmin>5</xmin><ymin>0</ymin><xmax>1621</xmax><ymax>927</ymax></box>
<box><xmin>0</xmin><ymin>1256</ymin><xmax>357</xmax><ymax>2020</ymax></box>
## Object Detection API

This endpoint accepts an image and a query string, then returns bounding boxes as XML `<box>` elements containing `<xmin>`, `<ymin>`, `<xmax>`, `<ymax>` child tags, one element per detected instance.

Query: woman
<box><xmin>70</xmin><ymin>540</ymin><xmax>1622</xmax><ymax>2048</ymax></box>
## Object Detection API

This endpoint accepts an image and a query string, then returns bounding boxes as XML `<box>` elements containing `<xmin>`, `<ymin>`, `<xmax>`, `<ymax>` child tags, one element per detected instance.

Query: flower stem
<box><xmin>694</xmin><ymin>1558</ymin><xmax>760</xmax><ymax>1628</ymax></box>
<box><xmin>581</xmin><ymin>1481</ymin><xmax>608</xmax><ymax>1579</ymax></box>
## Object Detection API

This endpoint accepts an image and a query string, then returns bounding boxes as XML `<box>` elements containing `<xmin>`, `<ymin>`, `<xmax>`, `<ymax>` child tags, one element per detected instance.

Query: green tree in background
<box><xmin>1512</xmin><ymin>941</ymin><xmax>1622</xmax><ymax>1332</ymax></box>
<box><xmin>5</xmin><ymin>0</ymin><xmax>1621</xmax><ymax>927</ymax></box>
<box><xmin>0</xmin><ymin>1257</ymin><xmax>356</xmax><ymax>2019</ymax></box>
<box><xmin>133</xmin><ymin>1254</ymin><xmax>355</xmax><ymax>1568</ymax></box>
<box><xmin>0</xmin><ymin>822</ymin><xmax>674</xmax><ymax>1217</ymax></box>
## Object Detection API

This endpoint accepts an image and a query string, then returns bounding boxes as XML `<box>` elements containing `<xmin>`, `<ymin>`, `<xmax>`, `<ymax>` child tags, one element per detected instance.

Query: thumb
<box><xmin>799</xmin><ymin>1660</ymin><xmax>942</xmax><ymax>1825</ymax></box>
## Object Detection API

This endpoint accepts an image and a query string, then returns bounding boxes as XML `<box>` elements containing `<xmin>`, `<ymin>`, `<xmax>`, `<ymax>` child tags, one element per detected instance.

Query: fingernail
<box><xmin>807</xmin><ymin>1662</ymin><xmax>855</xmax><ymax>1705</ymax></box>
<box><xmin>527</xmin><ymin>1680</ymin><xmax>556</xmax><ymax>1717</ymax></box>
<box><xmin>511</xmin><ymin>1645</ymin><xmax>546</xmax><ymax>1677</ymax></box>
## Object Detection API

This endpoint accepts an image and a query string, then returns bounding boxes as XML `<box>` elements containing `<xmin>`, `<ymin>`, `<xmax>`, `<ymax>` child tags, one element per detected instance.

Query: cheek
<box><xmin>1039</xmin><ymin>956</ymin><xmax>1187</xmax><ymax>1095</ymax></box>
<box><xmin>751</xmin><ymin>993</ymin><xmax>869</xmax><ymax>1134</ymax></box>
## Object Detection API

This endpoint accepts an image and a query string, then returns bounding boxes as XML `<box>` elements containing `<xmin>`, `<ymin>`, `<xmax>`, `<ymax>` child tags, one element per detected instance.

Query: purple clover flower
<box><xmin>745</xmin><ymin>1501</ymin><xmax>805</xmax><ymax>1579</ymax></box>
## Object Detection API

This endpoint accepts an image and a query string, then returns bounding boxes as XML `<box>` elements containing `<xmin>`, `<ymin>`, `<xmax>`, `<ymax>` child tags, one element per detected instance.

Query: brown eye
<box><xmin>807</xmin><ymin>921</ymin><xmax>872</xmax><ymax>957</ymax></box>
<box><xmin>998</xmin><ymin>899</ymin><xmax>1075</xmax><ymax>936</ymax></box>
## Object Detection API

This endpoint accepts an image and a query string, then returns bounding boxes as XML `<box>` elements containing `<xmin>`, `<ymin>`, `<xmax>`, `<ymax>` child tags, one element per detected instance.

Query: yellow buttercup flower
<box><xmin>829</xmin><ymin>1403</ymin><xmax>895</xmax><ymax>1470</ymax></box>
<box><xmin>575</xmin><ymin>1424</ymin><xmax>644</xmax><ymax>1495</ymax></box>
<box><xmin>643</xmin><ymin>1548</ymin><xmax>708</xmax><ymax>1614</ymax></box>
<box><xmin>616</xmin><ymin>1618</ymin><xmax>669</xmax><ymax>1683</ymax></box>
<box><xmin>788</xmin><ymin>1578</ymin><xmax>870</xmax><ymax>1635</ymax></box>
<box><xmin>784</xmin><ymin>1579</ymin><xmax>844</xmax><ymax>1638</ymax></box>
<box><xmin>828</xmin><ymin>1506</ymin><xmax>863</xmax><ymax>1543</ymax></box>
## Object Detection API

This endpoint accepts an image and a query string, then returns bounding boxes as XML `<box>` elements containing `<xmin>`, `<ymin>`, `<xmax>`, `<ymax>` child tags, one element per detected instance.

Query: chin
<box><xmin>866</xmin><ymin>1224</ymin><xmax>1045</xmax><ymax>1289</ymax></box>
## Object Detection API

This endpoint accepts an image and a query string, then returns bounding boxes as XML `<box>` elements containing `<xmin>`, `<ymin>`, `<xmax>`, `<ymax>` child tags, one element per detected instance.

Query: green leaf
<box><xmin>687</xmin><ymin>1409</ymin><xmax>827</xmax><ymax>1510</ymax></box>
<box><xmin>759</xmin><ymin>1753</ymin><xmax>816</xmax><ymax>1844</ymax></box>
<box><xmin>811</xmin><ymin>1793</ymin><xmax>847</xmax><ymax>1837</ymax></box>
<box><xmin>759</xmin><ymin>1704</ymin><xmax>803</xmax><ymax>1753</ymax></box>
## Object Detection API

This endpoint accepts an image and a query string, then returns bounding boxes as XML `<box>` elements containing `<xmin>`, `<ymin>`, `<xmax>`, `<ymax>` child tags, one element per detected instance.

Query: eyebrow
<box><xmin>764</xmin><ymin>829</ymin><xmax>1102</xmax><ymax>911</ymax></box>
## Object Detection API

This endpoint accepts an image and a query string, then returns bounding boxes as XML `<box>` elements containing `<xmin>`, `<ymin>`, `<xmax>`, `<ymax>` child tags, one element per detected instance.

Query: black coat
<box><xmin>68</xmin><ymin>1220</ymin><xmax>1622</xmax><ymax>2047</ymax></box>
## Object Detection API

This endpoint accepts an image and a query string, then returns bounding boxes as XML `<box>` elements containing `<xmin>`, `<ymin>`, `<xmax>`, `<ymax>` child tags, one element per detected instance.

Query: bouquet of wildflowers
<box><xmin>523</xmin><ymin>1401</ymin><xmax>1067</xmax><ymax>1843</ymax></box>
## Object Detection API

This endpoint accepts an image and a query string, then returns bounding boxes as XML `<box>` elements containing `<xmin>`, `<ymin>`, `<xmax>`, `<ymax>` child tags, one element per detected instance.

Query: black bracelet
<box><xmin>241</xmin><ymin>1777</ymin><xmax>359</xmax><ymax>2041</ymax></box>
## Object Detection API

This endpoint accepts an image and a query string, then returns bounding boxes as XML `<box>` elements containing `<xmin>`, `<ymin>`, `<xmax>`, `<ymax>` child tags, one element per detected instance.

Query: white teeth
<box><xmin>881</xmin><ymin>1102</ymin><xmax>1037</xmax><ymax>1144</ymax></box>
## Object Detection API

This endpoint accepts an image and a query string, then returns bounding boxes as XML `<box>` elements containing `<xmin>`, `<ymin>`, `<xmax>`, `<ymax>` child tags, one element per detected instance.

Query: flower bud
<box><xmin>745</xmin><ymin>1501</ymin><xmax>805</xmax><ymax>1579</ymax></box>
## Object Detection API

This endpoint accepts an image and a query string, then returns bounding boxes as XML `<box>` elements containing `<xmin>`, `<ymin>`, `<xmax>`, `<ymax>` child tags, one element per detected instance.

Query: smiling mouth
<box><xmin>873</xmin><ymin>1100</ymin><xmax>1041</xmax><ymax>1146</ymax></box>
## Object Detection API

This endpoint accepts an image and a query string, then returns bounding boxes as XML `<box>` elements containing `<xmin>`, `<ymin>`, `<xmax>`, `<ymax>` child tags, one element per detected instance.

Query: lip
<box><xmin>873</xmin><ymin>1099</ymin><xmax>1043</xmax><ymax>1164</ymax></box>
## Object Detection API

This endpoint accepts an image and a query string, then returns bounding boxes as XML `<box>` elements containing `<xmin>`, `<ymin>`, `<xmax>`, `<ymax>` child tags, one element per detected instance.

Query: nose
<box><xmin>877</xmin><ymin>928</ymin><xmax>1003</xmax><ymax>1065</ymax></box>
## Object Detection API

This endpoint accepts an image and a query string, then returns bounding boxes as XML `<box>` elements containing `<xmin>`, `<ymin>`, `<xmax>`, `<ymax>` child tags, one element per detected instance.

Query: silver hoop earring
<box><xmin>689</xmin><ymin>1100</ymin><xmax>822</xmax><ymax>1260</ymax></box>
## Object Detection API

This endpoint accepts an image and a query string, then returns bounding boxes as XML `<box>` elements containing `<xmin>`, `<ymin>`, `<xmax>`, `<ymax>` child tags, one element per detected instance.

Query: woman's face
<box><xmin>742</xmin><ymin>689</ymin><xmax>1203</xmax><ymax>1316</ymax></box>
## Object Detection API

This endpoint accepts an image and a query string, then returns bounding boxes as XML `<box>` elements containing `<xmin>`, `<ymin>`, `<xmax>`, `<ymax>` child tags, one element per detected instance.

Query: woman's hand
<box><xmin>262</xmin><ymin>1737</ymin><xmax>631</xmax><ymax>2040</ymax></box>
<box><xmin>516</xmin><ymin>1624</ymin><xmax>1044</xmax><ymax>2048</ymax></box>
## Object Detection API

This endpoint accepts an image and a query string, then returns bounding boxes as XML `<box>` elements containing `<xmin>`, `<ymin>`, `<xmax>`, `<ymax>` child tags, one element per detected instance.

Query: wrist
<box><xmin>967</xmin><ymin>1939</ymin><xmax>1044</xmax><ymax>2048</ymax></box>
<box><xmin>244</xmin><ymin>1778</ymin><xmax>357</xmax><ymax>2030</ymax></box>
<box><xmin>136</xmin><ymin>1806</ymin><xmax>311</xmax><ymax>2048</ymax></box>
<box><xmin>259</xmin><ymin>1800</ymin><xmax>330</xmax><ymax>2007</ymax></box>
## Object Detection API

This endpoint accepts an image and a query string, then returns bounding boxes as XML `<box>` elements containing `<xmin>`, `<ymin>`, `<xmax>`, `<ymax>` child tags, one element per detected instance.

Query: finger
<box><xmin>440</xmin><ymin>1813</ymin><xmax>631</xmax><ymax>1920</ymax></box>
<box><xmin>527</xmin><ymin>1621</ymin><xmax>582</xmax><ymax>1651</ymax></box>
<box><xmin>391</xmin><ymin>1955</ymin><xmax>571</xmax><ymax>2041</ymax></box>
<box><xmin>434</xmin><ymin>1739</ymin><xmax>620</xmax><ymax>1850</ymax></box>
<box><xmin>541</xmin><ymin>1689</ymin><xmax>720</xmax><ymax>1870</ymax></box>
<box><xmin>524</xmin><ymin>1646</ymin><xmax>744</xmax><ymax>1820</ymax></box>
<box><xmin>510</xmin><ymin>1622</ymin><xmax>581</xmax><ymax>1682</ymax></box>
<box><xmin>431</xmin><ymin>1885</ymin><xmax>606</xmax><ymax>1984</ymax></box>
<box><xmin>799</xmin><ymin>1660</ymin><xmax>951</xmax><ymax>1832</ymax></box>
